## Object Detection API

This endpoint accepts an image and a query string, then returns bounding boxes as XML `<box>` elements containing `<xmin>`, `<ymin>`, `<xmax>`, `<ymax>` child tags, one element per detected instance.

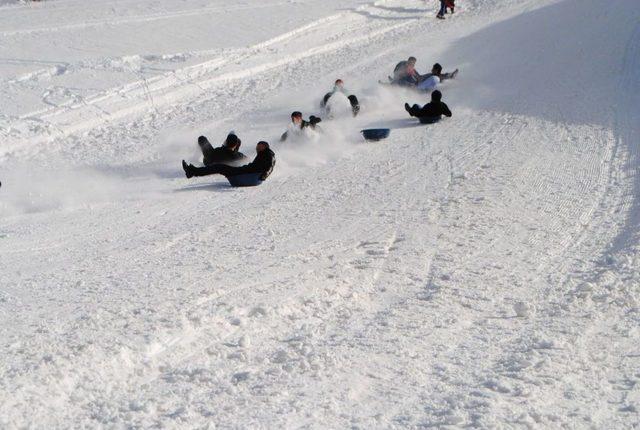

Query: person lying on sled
<box><xmin>416</xmin><ymin>62</ymin><xmax>459</xmax><ymax>91</ymax></box>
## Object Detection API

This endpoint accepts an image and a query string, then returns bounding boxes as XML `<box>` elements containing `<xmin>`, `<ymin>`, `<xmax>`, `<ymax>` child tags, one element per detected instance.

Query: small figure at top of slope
<box><xmin>321</xmin><ymin>79</ymin><xmax>360</xmax><ymax>118</ymax></box>
<box><xmin>182</xmin><ymin>141</ymin><xmax>275</xmax><ymax>187</ymax></box>
<box><xmin>198</xmin><ymin>132</ymin><xmax>247</xmax><ymax>166</ymax></box>
<box><xmin>446</xmin><ymin>0</ymin><xmax>455</xmax><ymax>14</ymax></box>
<box><xmin>436</xmin><ymin>0</ymin><xmax>455</xmax><ymax>19</ymax></box>
<box><xmin>280</xmin><ymin>111</ymin><xmax>322</xmax><ymax>142</ymax></box>
<box><xmin>404</xmin><ymin>90</ymin><xmax>452</xmax><ymax>123</ymax></box>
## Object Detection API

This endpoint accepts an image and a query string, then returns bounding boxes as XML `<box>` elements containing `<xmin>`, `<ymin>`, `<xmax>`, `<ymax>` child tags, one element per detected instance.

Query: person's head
<box><xmin>408</xmin><ymin>56</ymin><xmax>417</xmax><ymax>66</ymax></box>
<box><xmin>432</xmin><ymin>63</ymin><xmax>443</xmax><ymax>75</ymax></box>
<box><xmin>431</xmin><ymin>90</ymin><xmax>442</xmax><ymax>102</ymax></box>
<box><xmin>334</xmin><ymin>79</ymin><xmax>344</xmax><ymax>88</ymax></box>
<box><xmin>197</xmin><ymin>135</ymin><xmax>209</xmax><ymax>147</ymax></box>
<box><xmin>291</xmin><ymin>111</ymin><xmax>303</xmax><ymax>125</ymax></box>
<box><xmin>256</xmin><ymin>141</ymin><xmax>269</xmax><ymax>152</ymax></box>
<box><xmin>224</xmin><ymin>132</ymin><xmax>241</xmax><ymax>151</ymax></box>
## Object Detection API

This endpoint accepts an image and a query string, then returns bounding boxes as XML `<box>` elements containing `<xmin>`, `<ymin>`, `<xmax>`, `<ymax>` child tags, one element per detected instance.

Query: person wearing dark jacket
<box><xmin>182</xmin><ymin>141</ymin><xmax>275</xmax><ymax>180</ymax></box>
<box><xmin>280</xmin><ymin>111</ymin><xmax>322</xmax><ymax>141</ymax></box>
<box><xmin>199</xmin><ymin>133</ymin><xmax>246</xmax><ymax>166</ymax></box>
<box><xmin>392</xmin><ymin>56</ymin><xmax>421</xmax><ymax>86</ymax></box>
<box><xmin>404</xmin><ymin>90</ymin><xmax>452</xmax><ymax>120</ymax></box>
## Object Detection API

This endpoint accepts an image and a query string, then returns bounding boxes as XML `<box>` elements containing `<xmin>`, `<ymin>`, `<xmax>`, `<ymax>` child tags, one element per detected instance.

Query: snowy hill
<box><xmin>1</xmin><ymin>0</ymin><xmax>639</xmax><ymax>427</ymax></box>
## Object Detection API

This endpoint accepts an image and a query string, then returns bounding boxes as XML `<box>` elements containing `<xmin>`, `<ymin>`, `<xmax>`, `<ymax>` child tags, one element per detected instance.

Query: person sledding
<box><xmin>416</xmin><ymin>62</ymin><xmax>459</xmax><ymax>91</ymax></box>
<box><xmin>198</xmin><ymin>132</ymin><xmax>247</xmax><ymax>166</ymax></box>
<box><xmin>321</xmin><ymin>79</ymin><xmax>360</xmax><ymax>117</ymax></box>
<box><xmin>391</xmin><ymin>56</ymin><xmax>421</xmax><ymax>86</ymax></box>
<box><xmin>404</xmin><ymin>90</ymin><xmax>452</xmax><ymax>123</ymax></box>
<box><xmin>280</xmin><ymin>111</ymin><xmax>322</xmax><ymax>141</ymax></box>
<box><xmin>182</xmin><ymin>141</ymin><xmax>275</xmax><ymax>186</ymax></box>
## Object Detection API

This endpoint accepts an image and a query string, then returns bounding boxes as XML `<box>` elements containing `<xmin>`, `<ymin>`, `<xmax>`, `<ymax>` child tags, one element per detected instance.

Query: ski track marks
<box><xmin>1</xmin><ymin>0</ymin><xmax>640</xmax><ymax>428</ymax></box>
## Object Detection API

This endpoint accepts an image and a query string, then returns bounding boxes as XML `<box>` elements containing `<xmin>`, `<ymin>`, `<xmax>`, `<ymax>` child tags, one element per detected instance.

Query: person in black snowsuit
<box><xmin>405</xmin><ymin>90</ymin><xmax>452</xmax><ymax>121</ymax></box>
<box><xmin>445</xmin><ymin>0</ymin><xmax>455</xmax><ymax>14</ymax></box>
<box><xmin>280</xmin><ymin>111</ymin><xmax>322</xmax><ymax>141</ymax></box>
<box><xmin>321</xmin><ymin>79</ymin><xmax>360</xmax><ymax>117</ymax></box>
<box><xmin>182</xmin><ymin>141</ymin><xmax>275</xmax><ymax>180</ymax></box>
<box><xmin>198</xmin><ymin>132</ymin><xmax>246</xmax><ymax>166</ymax></box>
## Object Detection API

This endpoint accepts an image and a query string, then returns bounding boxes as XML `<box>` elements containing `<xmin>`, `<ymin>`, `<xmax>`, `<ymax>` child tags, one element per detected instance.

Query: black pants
<box><xmin>191</xmin><ymin>163</ymin><xmax>245</xmax><ymax>178</ymax></box>
<box><xmin>407</xmin><ymin>104</ymin><xmax>422</xmax><ymax>117</ymax></box>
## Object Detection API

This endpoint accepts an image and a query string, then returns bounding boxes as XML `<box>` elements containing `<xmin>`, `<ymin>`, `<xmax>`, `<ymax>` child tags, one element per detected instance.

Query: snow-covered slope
<box><xmin>1</xmin><ymin>0</ymin><xmax>639</xmax><ymax>428</ymax></box>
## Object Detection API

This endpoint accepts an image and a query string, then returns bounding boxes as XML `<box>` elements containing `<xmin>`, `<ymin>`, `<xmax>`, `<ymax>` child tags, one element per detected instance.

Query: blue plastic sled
<box><xmin>361</xmin><ymin>128</ymin><xmax>391</xmax><ymax>141</ymax></box>
<box><xmin>418</xmin><ymin>116</ymin><xmax>441</xmax><ymax>124</ymax></box>
<box><xmin>227</xmin><ymin>173</ymin><xmax>263</xmax><ymax>187</ymax></box>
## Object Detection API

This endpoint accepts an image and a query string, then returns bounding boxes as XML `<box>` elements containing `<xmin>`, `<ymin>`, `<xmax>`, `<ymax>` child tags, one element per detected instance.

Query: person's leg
<box><xmin>183</xmin><ymin>160</ymin><xmax>241</xmax><ymax>178</ymax></box>
<box><xmin>322</xmin><ymin>92</ymin><xmax>332</xmax><ymax>107</ymax></box>
<box><xmin>348</xmin><ymin>95</ymin><xmax>360</xmax><ymax>116</ymax></box>
<box><xmin>404</xmin><ymin>103</ymin><xmax>421</xmax><ymax>117</ymax></box>
<box><xmin>191</xmin><ymin>163</ymin><xmax>239</xmax><ymax>177</ymax></box>
<box><xmin>438</xmin><ymin>0</ymin><xmax>446</xmax><ymax>17</ymax></box>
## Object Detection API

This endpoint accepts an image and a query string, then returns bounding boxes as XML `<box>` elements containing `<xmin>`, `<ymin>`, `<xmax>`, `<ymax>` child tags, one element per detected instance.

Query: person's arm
<box><xmin>442</xmin><ymin>102</ymin><xmax>452</xmax><ymax>117</ymax></box>
<box><xmin>440</xmin><ymin>69</ymin><xmax>458</xmax><ymax>81</ymax></box>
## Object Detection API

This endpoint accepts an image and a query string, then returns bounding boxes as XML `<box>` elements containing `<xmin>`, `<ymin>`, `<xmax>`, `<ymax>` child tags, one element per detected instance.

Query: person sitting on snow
<box><xmin>198</xmin><ymin>132</ymin><xmax>247</xmax><ymax>166</ymax></box>
<box><xmin>280</xmin><ymin>111</ymin><xmax>322</xmax><ymax>141</ymax></box>
<box><xmin>182</xmin><ymin>141</ymin><xmax>275</xmax><ymax>181</ymax></box>
<box><xmin>417</xmin><ymin>63</ymin><xmax>459</xmax><ymax>91</ymax></box>
<box><xmin>321</xmin><ymin>79</ymin><xmax>360</xmax><ymax>117</ymax></box>
<box><xmin>392</xmin><ymin>56</ymin><xmax>421</xmax><ymax>86</ymax></box>
<box><xmin>404</xmin><ymin>90</ymin><xmax>452</xmax><ymax>121</ymax></box>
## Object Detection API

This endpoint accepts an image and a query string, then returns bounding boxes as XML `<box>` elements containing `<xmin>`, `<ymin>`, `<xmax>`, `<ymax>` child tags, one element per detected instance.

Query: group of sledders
<box><xmin>181</xmin><ymin>57</ymin><xmax>457</xmax><ymax>187</ymax></box>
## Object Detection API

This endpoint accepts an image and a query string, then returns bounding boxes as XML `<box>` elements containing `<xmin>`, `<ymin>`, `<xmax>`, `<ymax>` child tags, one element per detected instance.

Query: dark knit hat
<box><xmin>431</xmin><ymin>90</ymin><xmax>443</xmax><ymax>101</ymax></box>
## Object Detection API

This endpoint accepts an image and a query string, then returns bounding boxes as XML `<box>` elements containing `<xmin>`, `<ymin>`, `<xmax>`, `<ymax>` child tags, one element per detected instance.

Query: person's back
<box><xmin>200</xmin><ymin>134</ymin><xmax>246</xmax><ymax>166</ymax></box>
<box><xmin>245</xmin><ymin>147</ymin><xmax>275</xmax><ymax>179</ymax></box>
<box><xmin>203</xmin><ymin>146</ymin><xmax>245</xmax><ymax>165</ymax></box>
<box><xmin>418</xmin><ymin>99</ymin><xmax>452</xmax><ymax>118</ymax></box>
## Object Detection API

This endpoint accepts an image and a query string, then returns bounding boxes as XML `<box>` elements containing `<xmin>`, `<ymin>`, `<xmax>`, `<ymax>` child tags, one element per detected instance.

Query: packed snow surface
<box><xmin>1</xmin><ymin>0</ymin><xmax>639</xmax><ymax>428</ymax></box>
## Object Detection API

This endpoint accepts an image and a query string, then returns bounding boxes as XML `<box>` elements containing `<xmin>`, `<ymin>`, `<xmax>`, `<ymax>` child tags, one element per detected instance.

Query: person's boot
<box><xmin>436</xmin><ymin>14</ymin><xmax>445</xmax><ymax>19</ymax></box>
<box><xmin>182</xmin><ymin>160</ymin><xmax>194</xmax><ymax>178</ymax></box>
<box><xmin>404</xmin><ymin>103</ymin><xmax>412</xmax><ymax>115</ymax></box>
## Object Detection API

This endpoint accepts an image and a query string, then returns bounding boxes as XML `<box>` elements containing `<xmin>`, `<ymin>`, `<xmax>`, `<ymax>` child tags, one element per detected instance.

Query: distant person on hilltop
<box><xmin>404</xmin><ymin>90</ymin><xmax>452</xmax><ymax>123</ymax></box>
<box><xmin>182</xmin><ymin>141</ymin><xmax>275</xmax><ymax>182</ymax></box>
<box><xmin>321</xmin><ymin>79</ymin><xmax>360</xmax><ymax>117</ymax></box>
<box><xmin>446</xmin><ymin>0</ymin><xmax>455</xmax><ymax>14</ymax></box>
<box><xmin>197</xmin><ymin>132</ymin><xmax>246</xmax><ymax>166</ymax></box>
<box><xmin>280</xmin><ymin>111</ymin><xmax>322</xmax><ymax>141</ymax></box>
